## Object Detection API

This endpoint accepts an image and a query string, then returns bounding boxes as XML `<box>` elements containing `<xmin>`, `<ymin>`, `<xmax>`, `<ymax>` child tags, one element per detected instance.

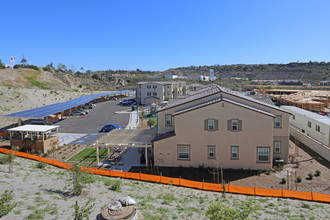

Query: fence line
<box><xmin>0</xmin><ymin>148</ymin><xmax>329</xmax><ymax>203</ymax></box>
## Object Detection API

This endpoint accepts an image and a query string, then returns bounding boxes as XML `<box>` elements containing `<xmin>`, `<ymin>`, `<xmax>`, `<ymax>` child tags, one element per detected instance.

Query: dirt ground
<box><xmin>0</xmin><ymin>156</ymin><xmax>329</xmax><ymax>220</ymax></box>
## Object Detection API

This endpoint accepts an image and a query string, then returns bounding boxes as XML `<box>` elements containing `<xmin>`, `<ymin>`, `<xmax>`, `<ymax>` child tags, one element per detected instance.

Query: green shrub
<box><xmin>0</xmin><ymin>190</ymin><xmax>17</xmax><ymax>218</ymax></box>
<box><xmin>307</xmin><ymin>173</ymin><xmax>314</xmax><ymax>180</ymax></box>
<box><xmin>296</xmin><ymin>176</ymin><xmax>302</xmax><ymax>183</ymax></box>
<box><xmin>27</xmin><ymin>65</ymin><xmax>39</xmax><ymax>71</ymax></box>
<box><xmin>27</xmin><ymin>209</ymin><xmax>45</xmax><ymax>219</ymax></box>
<box><xmin>281</xmin><ymin>178</ymin><xmax>287</xmax><ymax>184</ymax></box>
<box><xmin>36</xmin><ymin>162</ymin><xmax>47</xmax><ymax>169</ymax></box>
<box><xmin>315</xmin><ymin>170</ymin><xmax>321</xmax><ymax>177</ymax></box>
<box><xmin>110</xmin><ymin>180</ymin><xmax>121</xmax><ymax>192</ymax></box>
<box><xmin>43</xmin><ymin>66</ymin><xmax>51</xmax><ymax>71</ymax></box>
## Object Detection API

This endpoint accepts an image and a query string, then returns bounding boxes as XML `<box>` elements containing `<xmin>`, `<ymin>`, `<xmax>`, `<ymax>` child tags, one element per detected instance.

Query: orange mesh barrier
<box><xmin>1</xmin><ymin>148</ymin><xmax>329</xmax><ymax>203</ymax></box>
<box><xmin>140</xmin><ymin>174</ymin><xmax>161</xmax><ymax>183</ymax></box>
<box><xmin>160</xmin><ymin>176</ymin><xmax>181</xmax><ymax>186</ymax></box>
<box><xmin>228</xmin><ymin>185</ymin><xmax>255</xmax><ymax>195</ymax></box>
<box><xmin>125</xmin><ymin>172</ymin><xmax>141</xmax><ymax>180</ymax></box>
<box><xmin>110</xmin><ymin>170</ymin><xmax>126</xmax><ymax>178</ymax></box>
<box><xmin>203</xmin><ymin>182</ymin><xmax>223</xmax><ymax>192</ymax></box>
<box><xmin>0</xmin><ymin>132</ymin><xmax>7</xmax><ymax>137</ymax></box>
<box><xmin>312</xmin><ymin>192</ymin><xmax>330</xmax><ymax>203</ymax></box>
<box><xmin>255</xmin><ymin>188</ymin><xmax>282</xmax><ymax>197</ymax></box>
<box><xmin>283</xmin><ymin>190</ymin><xmax>313</xmax><ymax>201</ymax></box>
<box><xmin>180</xmin><ymin>179</ymin><xmax>203</xmax><ymax>190</ymax></box>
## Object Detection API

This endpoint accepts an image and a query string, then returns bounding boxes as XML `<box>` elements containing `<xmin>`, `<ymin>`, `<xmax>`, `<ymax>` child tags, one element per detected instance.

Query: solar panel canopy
<box><xmin>5</xmin><ymin>90</ymin><xmax>132</xmax><ymax>119</ymax></box>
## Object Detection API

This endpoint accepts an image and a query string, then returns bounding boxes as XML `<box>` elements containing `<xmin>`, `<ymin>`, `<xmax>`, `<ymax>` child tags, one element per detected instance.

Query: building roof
<box><xmin>137</xmin><ymin>81</ymin><xmax>185</xmax><ymax>85</ymax></box>
<box><xmin>281</xmin><ymin>106</ymin><xmax>330</xmax><ymax>125</ymax></box>
<box><xmin>4</xmin><ymin>90</ymin><xmax>132</xmax><ymax>119</ymax></box>
<box><xmin>159</xmin><ymin>84</ymin><xmax>289</xmax><ymax>114</ymax></box>
<box><xmin>172</xmin><ymin>97</ymin><xmax>276</xmax><ymax>118</ymax></box>
<box><xmin>248</xmin><ymin>95</ymin><xmax>275</xmax><ymax>106</ymax></box>
<box><xmin>7</xmin><ymin>125</ymin><xmax>59</xmax><ymax>133</ymax></box>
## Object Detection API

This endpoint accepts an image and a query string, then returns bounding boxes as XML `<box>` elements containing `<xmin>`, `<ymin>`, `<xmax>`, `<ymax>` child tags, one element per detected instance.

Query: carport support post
<box><xmin>145</xmin><ymin>146</ymin><xmax>148</xmax><ymax>166</ymax></box>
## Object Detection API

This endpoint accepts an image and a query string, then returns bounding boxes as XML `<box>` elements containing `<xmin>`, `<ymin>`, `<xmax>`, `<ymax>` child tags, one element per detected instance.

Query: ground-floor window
<box><xmin>178</xmin><ymin>145</ymin><xmax>190</xmax><ymax>160</ymax></box>
<box><xmin>208</xmin><ymin>145</ymin><xmax>215</xmax><ymax>159</ymax></box>
<box><xmin>274</xmin><ymin>141</ymin><xmax>281</xmax><ymax>153</ymax></box>
<box><xmin>231</xmin><ymin>146</ymin><xmax>239</xmax><ymax>159</ymax></box>
<box><xmin>257</xmin><ymin>147</ymin><xmax>270</xmax><ymax>163</ymax></box>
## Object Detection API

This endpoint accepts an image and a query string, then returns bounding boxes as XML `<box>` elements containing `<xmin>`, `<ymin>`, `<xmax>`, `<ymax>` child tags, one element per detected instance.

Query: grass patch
<box><xmin>67</xmin><ymin>148</ymin><xmax>109</xmax><ymax>162</ymax></box>
<box><xmin>25</xmin><ymin>76</ymin><xmax>50</xmax><ymax>90</ymax></box>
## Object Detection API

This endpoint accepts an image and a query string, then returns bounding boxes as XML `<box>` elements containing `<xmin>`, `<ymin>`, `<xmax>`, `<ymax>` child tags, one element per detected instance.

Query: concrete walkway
<box><xmin>115</xmin><ymin>110</ymin><xmax>139</xmax><ymax>129</ymax></box>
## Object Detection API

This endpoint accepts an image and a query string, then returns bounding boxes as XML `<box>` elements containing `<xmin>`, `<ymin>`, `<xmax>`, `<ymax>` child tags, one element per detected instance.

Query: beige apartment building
<box><xmin>136</xmin><ymin>81</ymin><xmax>186</xmax><ymax>106</ymax></box>
<box><xmin>154</xmin><ymin>84</ymin><xmax>291</xmax><ymax>170</ymax></box>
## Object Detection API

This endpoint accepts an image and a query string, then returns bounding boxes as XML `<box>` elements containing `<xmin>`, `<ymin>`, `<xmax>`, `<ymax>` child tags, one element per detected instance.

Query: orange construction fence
<box><xmin>0</xmin><ymin>148</ymin><xmax>329</xmax><ymax>203</ymax></box>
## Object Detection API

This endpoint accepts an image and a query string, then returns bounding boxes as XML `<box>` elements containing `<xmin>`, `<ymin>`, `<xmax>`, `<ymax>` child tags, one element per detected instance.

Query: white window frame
<box><xmin>153</xmin><ymin>85</ymin><xmax>157</xmax><ymax>89</ymax></box>
<box><xmin>231</xmin><ymin>119</ymin><xmax>238</xmax><ymax>131</ymax></box>
<box><xmin>178</xmin><ymin>145</ymin><xmax>190</xmax><ymax>160</ymax></box>
<box><xmin>208</xmin><ymin>119</ymin><xmax>215</xmax><ymax>131</ymax></box>
<box><xmin>231</xmin><ymin>146</ymin><xmax>239</xmax><ymax>160</ymax></box>
<box><xmin>208</xmin><ymin>145</ymin><xmax>215</xmax><ymax>159</ymax></box>
<box><xmin>147</xmin><ymin>92</ymin><xmax>151</xmax><ymax>96</ymax></box>
<box><xmin>165</xmin><ymin>114</ymin><xmax>172</xmax><ymax>126</ymax></box>
<box><xmin>257</xmin><ymin>147</ymin><xmax>270</xmax><ymax>163</ymax></box>
<box><xmin>153</xmin><ymin>92</ymin><xmax>157</xmax><ymax>96</ymax></box>
<box><xmin>147</xmin><ymin>85</ymin><xmax>151</xmax><ymax>89</ymax></box>
<box><xmin>274</xmin><ymin>116</ymin><xmax>282</xmax><ymax>128</ymax></box>
<box><xmin>274</xmin><ymin>141</ymin><xmax>281</xmax><ymax>153</ymax></box>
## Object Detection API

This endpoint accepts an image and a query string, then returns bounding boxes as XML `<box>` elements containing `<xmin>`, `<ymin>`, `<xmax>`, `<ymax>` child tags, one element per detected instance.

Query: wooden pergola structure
<box><xmin>94</xmin><ymin>129</ymin><xmax>157</xmax><ymax>166</ymax></box>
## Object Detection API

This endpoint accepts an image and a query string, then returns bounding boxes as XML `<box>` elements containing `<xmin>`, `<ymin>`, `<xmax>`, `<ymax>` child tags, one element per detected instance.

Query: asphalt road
<box><xmin>55</xmin><ymin>100</ymin><xmax>131</xmax><ymax>134</ymax></box>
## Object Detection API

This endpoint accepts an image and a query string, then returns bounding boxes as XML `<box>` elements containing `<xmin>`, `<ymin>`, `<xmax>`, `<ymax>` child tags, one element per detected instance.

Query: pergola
<box><xmin>7</xmin><ymin>125</ymin><xmax>59</xmax><ymax>141</ymax></box>
<box><xmin>95</xmin><ymin>129</ymin><xmax>157</xmax><ymax>166</ymax></box>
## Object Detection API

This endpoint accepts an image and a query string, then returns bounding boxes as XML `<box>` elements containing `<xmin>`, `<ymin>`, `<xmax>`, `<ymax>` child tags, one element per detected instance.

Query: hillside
<box><xmin>163</xmin><ymin>62</ymin><xmax>330</xmax><ymax>81</ymax></box>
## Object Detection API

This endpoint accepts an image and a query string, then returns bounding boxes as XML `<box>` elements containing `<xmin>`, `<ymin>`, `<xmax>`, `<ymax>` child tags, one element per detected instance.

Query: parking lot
<box><xmin>55</xmin><ymin>99</ymin><xmax>132</xmax><ymax>145</ymax></box>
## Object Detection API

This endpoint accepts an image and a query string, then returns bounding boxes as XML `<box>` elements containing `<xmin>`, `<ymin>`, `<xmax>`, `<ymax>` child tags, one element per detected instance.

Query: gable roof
<box><xmin>159</xmin><ymin>84</ymin><xmax>290</xmax><ymax>114</ymax></box>
<box><xmin>172</xmin><ymin>97</ymin><xmax>276</xmax><ymax>118</ymax></box>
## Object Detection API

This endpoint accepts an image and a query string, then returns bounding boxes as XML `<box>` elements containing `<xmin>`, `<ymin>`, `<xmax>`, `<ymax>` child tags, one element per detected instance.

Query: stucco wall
<box><xmin>155</xmin><ymin>101</ymin><xmax>275</xmax><ymax>170</ymax></box>
<box><xmin>10</xmin><ymin>136</ymin><xmax>59</xmax><ymax>153</ymax></box>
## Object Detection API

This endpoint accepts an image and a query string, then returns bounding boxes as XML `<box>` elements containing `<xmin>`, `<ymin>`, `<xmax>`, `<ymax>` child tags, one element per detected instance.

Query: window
<box><xmin>147</xmin><ymin>92</ymin><xmax>151</xmax><ymax>96</ymax></box>
<box><xmin>165</xmin><ymin>114</ymin><xmax>172</xmax><ymax>126</ymax></box>
<box><xmin>231</xmin><ymin>120</ymin><xmax>238</xmax><ymax>131</ymax></box>
<box><xmin>167</xmin><ymin>85</ymin><xmax>170</xmax><ymax>89</ymax></box>
<box><xmin>205</xmin><ymin>119</ymin><xmax>218</xmax><ymax>131</ymax></box>
<box><xmin>231</xmin><ymin>146</ymin><xmax>239</xmax><ymax>159</ymax></box>
<box><xmin>292</xmin><ymin>115</ymin><xmax>295</xmax><ymax>120</ymax></box>
<box><xmin>274</xmin><ymin>141</ymin><xmax>281</xmax><ymax>153</ymax></box>
<box><xmin>274</xmin><ymin>116</ymin><xmax>282</xmax><ymax>128</ymax></box>
<box><xmin>316</xmin><ymin>125</ymin><xmax>320</xmax><ymax>132</ymax></box>
<box><xmin>257</xmin><ymin>147</ymin><xmax>270</xmax><ymax>163</ymax></box>
<box><xmin>153</xmin><ymin>92</ymin><xmax>157</xmax><ymax>96</ymax></box>
<box><xmin>307</xmin><ymin>121</ymin><xmax>311</xmax><ymax>128</ymax></box>
<box><xmin>208</xmin><ymin>145</ymin><xmax>215</xmax><ymax>159</ymax></box>
<box><xmin>167</xmin><ymin>92</ymin><xmax>170</xmax><ymax>96</ymax></box>
<box><xmin>208</xmin><ymin>119</ymin><xmax>215</xmax><ymax>131</ymax></box>
<box><xmin>153</xmin><ymin>85</ymin><xmax>157</xmax><ymax>89</ymax></box>
<box><xmin>147</xmin><ymin>85</ymin><xmax>151</xmax><ymax>89</ymax></box>
<box><xmin>178</xmin><ymin>145</ymin><xmax>190</xmax><ymax>160</ymax></box>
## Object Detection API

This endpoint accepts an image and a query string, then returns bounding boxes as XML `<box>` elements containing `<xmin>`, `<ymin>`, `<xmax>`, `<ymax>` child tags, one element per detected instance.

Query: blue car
<box><xmin>100</xmin><ymin>123</ymin><xmax>123</xmax><ymax>132</ymax></box>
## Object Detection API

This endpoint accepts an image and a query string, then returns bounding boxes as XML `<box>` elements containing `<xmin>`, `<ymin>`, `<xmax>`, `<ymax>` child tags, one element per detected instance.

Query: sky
<box><xmin>1</xmin><ymin>0</ymin><xmax>329</xmax><ymax>71</ymax></box>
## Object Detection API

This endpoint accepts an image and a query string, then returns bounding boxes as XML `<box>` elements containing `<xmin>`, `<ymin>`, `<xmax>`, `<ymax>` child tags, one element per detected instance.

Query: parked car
<box><xmin>82</xmin><ymin>103</ymin><xmax>96</xmax><ymax>109</ymax></box>
<box><xmin>79</xmin><ymin>108</ymin><xmax>89</xmax><ymax>114</ymax></box>
<box><xmin>120</xmin><ymin>100</ymin><xmax>134</xmax><ymax>106</ymax></box>
<box><xmin>68</xmin><ymin>110</ymin><xmax>86</xmax><ymax>116</ymax></box>
<box><xmin>100</xmin><ymin>123</ymin><xmax>123</xmax><ymax>132</ymax></box>
<box><xmin>29</xmin><ymin>120</ymin><xmax>52</xmax><ymax>125</ymax></box>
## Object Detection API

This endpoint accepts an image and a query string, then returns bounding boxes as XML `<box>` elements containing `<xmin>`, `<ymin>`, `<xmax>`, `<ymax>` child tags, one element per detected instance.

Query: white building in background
<box><xmin>136</xmin><ymin>81</ymin><xmax>187</xmax><ymax>106</ymax></box>
<box><xmin>281</xmin><ymin>106</ymin><xmax>330</xmax><ymax>147</ymax></box>
<box><xmin>198</xmin><ymin>75</ymin><xmax>210</xmax><ymax>81</ymax></box>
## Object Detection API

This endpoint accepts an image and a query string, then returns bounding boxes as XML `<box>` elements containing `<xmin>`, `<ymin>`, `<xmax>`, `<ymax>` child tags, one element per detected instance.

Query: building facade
<box><xmin>281</xmin><ymin>106</ymin><xmax>330</xmax><ymax>147</ymax></box>
<box><xmin>154</xmin><ymin>85</ymin><xmax>291</xmax><ymax>170</ymax></box>
<box><xmin>136</xmin><ymin>81</ymin><xmax>186</xmax><ymax>106</ymax></box>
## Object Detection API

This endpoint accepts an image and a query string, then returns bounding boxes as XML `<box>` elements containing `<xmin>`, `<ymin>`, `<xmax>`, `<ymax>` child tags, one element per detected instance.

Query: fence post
<box><xmin>254</xmin><ymin>187</ymin><xmax>256</xmax><ymax>195</ymax></box>
<box><xmin>139</xmin><ymin>171</ymin><xmax>141</xmax><ymax>180</ymax></box>
<box><xmin>160</xmin><ymin>172</ymin><xmax>162</xmax><ymax>183</ymax></box>
<box><xmin>179</xmin><ymin>176</ymin><xmax>181</xmax><ymax>186</ymax></box>
<box><xmin>202</xmin><ymin>179</ymin><xmax>204</xmax><ymax>190</ymax></box>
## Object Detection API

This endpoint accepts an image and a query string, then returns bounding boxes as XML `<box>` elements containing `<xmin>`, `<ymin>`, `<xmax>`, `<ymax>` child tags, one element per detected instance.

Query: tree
<box><xmin>146</xmin><ymin>119</ymin><xmax>156</xmax><ymax>128</ymax></box>
<box><xmin>0</xmin><ymin>190</ymin><xmax>16</xmax><ymax>218</ymax></box>
<box><xmin>71</xmin><ymin>164</ymin><xmax>90</xmax><ymax>196</ymax></box>
<box><xmin>70</xmin><ymin>65</ymin><xmax>77</xmax><ymax>74</ymax></box>
<box><xmin>57</xmin><ymin>63</ymin><xmax>67</xmax><ymax>72</ymax></box>
<box><xmin>80</xmin><ymin>67</ymin><xmax>84</xmax><ymax>73</ymax></box>
<box><xmin>72</xmin><ymin>198</ymin><xmax>95</xmax><ymax>220</ymax></box>
<box><xmin>0</xmin><ymin>59</ymin><xmax>6</xmax><ymax>69</ymax></box>
<box><xmin>21</xmin><ymin>56</ymin><xmax>27</xmax><ymax>67</ymax></box>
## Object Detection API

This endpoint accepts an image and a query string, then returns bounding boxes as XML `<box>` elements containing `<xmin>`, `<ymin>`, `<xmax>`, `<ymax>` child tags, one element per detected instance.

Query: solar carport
<box><xmin>4</xmin><ymin>90</ymin><xmax>132</xmax><ymax>119</ymax></box>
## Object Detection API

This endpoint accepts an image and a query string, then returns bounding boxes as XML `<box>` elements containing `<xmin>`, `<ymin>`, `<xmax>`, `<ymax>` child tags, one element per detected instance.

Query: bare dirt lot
<box><xmin>0</xmin><ymin>156</ymin><xmax>329</xmax><ymax>220</ymax></box>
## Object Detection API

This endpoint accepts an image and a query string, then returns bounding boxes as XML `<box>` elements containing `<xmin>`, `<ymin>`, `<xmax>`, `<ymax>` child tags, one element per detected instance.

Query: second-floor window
<box><xmin>204</xmin><ymin>119</ymin><xmax>218</xmax><ymax>131</ymax></box>
<box><xmin>153</xmin><ymin>92</ymin><xmax>157</xmax><ymax>96</ymax></box>
<box><xmin>232</xmin><ymin>119</ymin><xmax>238</xmax><ymax>131</ymax></box>
<box><xmin>165</xmin><ymin>114</ymin><xmax>172</xmax><ymax>126</ymax></box>
<box><xmin>147</xmin><ymin>85</ymin><xmax>151</xmax><ymax>89</ymax></box>
<box><xmin>275</xmin><ymin>116</ymin><xmax>282</xmax><ymax>128</ymax></box>
<box><xmin>147</xmin><ymin>92</ymin><xmax>151</xmax><ymax>96</ymax></box>
<box><xmin>153</xmin><ymin>85</ymin><xmax>157</xmax><ymax>89</ymax></box>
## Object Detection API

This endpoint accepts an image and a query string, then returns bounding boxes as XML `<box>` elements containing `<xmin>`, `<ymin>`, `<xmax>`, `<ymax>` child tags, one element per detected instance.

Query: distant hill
<box><xmin>162</xmin><ymin>62</ymin><xmax>330</xmax><ymax>81</ymax></box>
